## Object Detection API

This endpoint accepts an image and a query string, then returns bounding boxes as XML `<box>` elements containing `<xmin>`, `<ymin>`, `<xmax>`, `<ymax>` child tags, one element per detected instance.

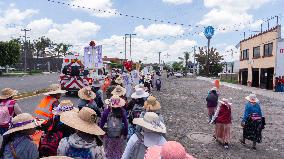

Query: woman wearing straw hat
<box><xmin>0</xmin><ymin>88</ymin><xmax>22</xmax><ymax>135</ymax></box>
<box><xmin>144</xmin><ymin>141</ymin><xmax>196</xmax><ymax>159</ymax></box>
<box><xmin>122</xmin><ymin>112</ymin><xmax>166</xmax><ymax>159</ymax></box>
<box><xmin>99</xmin><ymin>95</ymin><xmax>128</xmax><ymax>159</ymax></box>
<box><xmin>35</xmin><ymin>84</ymin><xmax>66</xmax><ymax>120</ymax></box>
<box><xmin>38</xmin><ymin>100</ymin><xmax>78</xmax><ymax>157</ymax></box>
<box><xmin>210</xmin><ymin>98</ymin><xmax>232</xmax><ymax>149</ymax></box>
<box><xmin>92</xmin><ymin>80</ymin><xmax>104</xmax><ymax>109</ymax></box>
<box><xmin>77</xmin><ymin>86</ymin><xmax>101</xmax><ymax>117</ymax></box>
<box><xmin>0</xmin><ymin>113</ymin><xmax>44</xmax><ymax>159</ymax></box>
<box><xmin>57</xmin><ymin>107</ymin><xmax>106</xmax><ymax>158</ymax></box>
<box><xmin>240</xmin><ymin>94</ymin><xmax>264</xmax><ymax>150</ymax></box>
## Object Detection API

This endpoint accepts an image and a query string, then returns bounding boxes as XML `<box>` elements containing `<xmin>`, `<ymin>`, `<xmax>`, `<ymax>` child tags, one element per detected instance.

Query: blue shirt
<box><xmin>242</xmin><ymin>102</ymin><xmax>263</xmax><ymax>123</ymax></box>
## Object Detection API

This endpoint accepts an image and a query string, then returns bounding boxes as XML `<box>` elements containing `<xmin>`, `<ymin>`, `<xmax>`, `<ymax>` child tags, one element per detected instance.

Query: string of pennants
<box><xmin>46</xmin><ymin>0</ymin><xmax>279</xmax><ymax>32</ymax></box>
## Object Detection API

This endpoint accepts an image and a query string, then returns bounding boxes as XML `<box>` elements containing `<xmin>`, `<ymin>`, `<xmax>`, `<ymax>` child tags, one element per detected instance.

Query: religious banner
<box><xmin>83</xmin><ymin>45</ymin><xmax>103</xmax><ymax>69</ymax></box>
<box><xmin>131</xmin><ymin>70</ymin><xmax>140</xmax><ymax>85</ymax></box>
<box><xmin>122</xmin><ymin>72</ymin><xmax>133</xmax><ymax>97</ymax></box>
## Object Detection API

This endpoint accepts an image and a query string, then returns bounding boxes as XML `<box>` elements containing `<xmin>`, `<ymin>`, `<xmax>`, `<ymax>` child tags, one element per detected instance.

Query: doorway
<box><xmin>260</xmin><ymin>67</ymin><xmax>274</xmax><ymax>90</ymax></box>
<box><xmin>240</xmin><ymin>69</ymin><xmax>248</xmax><ymax>86</ymax></box>
<box><xmin>252</xmin><ymin>68</ymin><xmax>259</xmax><ymax>87</ymax></box>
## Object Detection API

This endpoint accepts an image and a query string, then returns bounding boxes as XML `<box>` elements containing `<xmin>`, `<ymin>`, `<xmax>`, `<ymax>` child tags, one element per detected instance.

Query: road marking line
<box><xmin>17</xmin><ymin>93</ymin><xmax>44</xmax><ymax>100</ymax></box>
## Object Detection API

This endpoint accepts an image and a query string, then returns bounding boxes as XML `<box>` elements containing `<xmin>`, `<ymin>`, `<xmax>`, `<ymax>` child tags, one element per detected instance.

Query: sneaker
<box><xmin>224</xmin><ymin>143</ymin><xmax>229</xmax><ymax>149</ymax></box>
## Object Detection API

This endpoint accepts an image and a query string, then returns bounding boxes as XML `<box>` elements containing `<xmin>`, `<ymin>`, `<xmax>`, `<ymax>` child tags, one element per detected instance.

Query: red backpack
<box><xmin>39</xmin><ymin>120</ymin><xmax>63</xmax><ymax>157</ymax></box>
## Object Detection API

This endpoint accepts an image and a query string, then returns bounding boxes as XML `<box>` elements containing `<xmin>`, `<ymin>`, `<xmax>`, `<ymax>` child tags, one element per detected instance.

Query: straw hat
<box><xmin>111</xmin><ymin>85</ymin><xmax>126</xmax><ymax>96</ymax></box>
<box><xmin>115</xmin><ymin>76</ymin><xmax>123</xmax><ymax>84</ymax></box>
<box><xmin>144</xmin><ymin>96</ymin><xmax>161</xmax><ymax>111</ymax></box>
<box><xmin>52</xmin><ymin>100</ymin><xmax>79</xmax><ymax>115</ymax></box>
<box><xmin>105</xmin><ymin>95</ymin><xmax>126</xmax><ymax>108</ymax></box>
<box><xmin>131</xmin><ymin>88</ymin><xmax>149</xmax><ymax>99</ymax></box>
<box><xmin>60</xmin><ymin>107</ymin><xmax>105</xmax><ymax>136</ymax></box>
<box><xmin>3</xmin><ymin>113</ymin><xmax>44</xmax><ymax>136</ymax></box>
<box><xmin>41</xmin><ymin>156</ymin><xmax>73</xmax><ymax>159</ymax></box>
<box><xmin>78</xmin><ymin>86</ymin><xmax>96</xmax><ymax>101</ymax></box>
<box><xmin>44</xmin><ymin>84</ymin><xmax>67</xmax><ymax>96</ymax></box>
<box><xmin>0</xmin><ymin>88</ymin><xmax>18</xmax><ymax>99</ymax></box>
<box><xmin>219</xmin><ymin>98</ymin><xmax>232</xmax><ymax>106</ymax></box>
<box><xmin>133</xmin><ymin>112</ymin><xmax>166</xmax><ymax>133</ymax></box>
<box><xmin>144</xmin><ymin>141</ymin><xmax>196</xmax><ymax>159</ymax></box>
<box><xmin>245</xmin><ymin>93</ymin><xmax>259</xmax><ymax>103</ymax></box>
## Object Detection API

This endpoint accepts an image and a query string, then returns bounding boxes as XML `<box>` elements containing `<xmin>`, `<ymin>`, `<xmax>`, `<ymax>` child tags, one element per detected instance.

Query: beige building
<box><xmin>239</xmin><ymin>25</ymin><xmax>281</xmax><ymax>90</ymax></box>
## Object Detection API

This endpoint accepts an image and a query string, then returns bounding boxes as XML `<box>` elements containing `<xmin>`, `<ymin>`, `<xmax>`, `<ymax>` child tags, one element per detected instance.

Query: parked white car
<box><xmin>174</xmin><ymin>72</ymin><xmax>183</xmax><ymax>78</ymax></box>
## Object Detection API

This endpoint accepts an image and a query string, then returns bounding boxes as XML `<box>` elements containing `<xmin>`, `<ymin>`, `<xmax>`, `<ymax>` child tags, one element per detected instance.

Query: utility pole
<box><xmin>129</xmin><ymin>34</ymin><xmax>136</xmax><ymax>60</ymax></box>
<box><xmin>124</xmin><ymin>34</ymin><xmax>128</xmax><ymax>60</ymax></box>
<box><xmin>158</xmin><ymin>52</ymin><xmax>161</xmax><ymax>65</ymax></box>
<box><xmin>193</xmin><ymin>46</ymin><xmax>196</xmax><ymax>76</ymax></box>
<box><xmin>21</xmin><ymin>28</ymin><xmax>31</xmax><ymax>72</ymax></box>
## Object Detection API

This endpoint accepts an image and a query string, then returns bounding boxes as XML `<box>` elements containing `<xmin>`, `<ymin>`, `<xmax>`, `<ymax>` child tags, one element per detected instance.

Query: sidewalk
<box><xmin>197</xmin><ymin>76</ymin><xmax>284</xmax><ymax>102</ymax></box>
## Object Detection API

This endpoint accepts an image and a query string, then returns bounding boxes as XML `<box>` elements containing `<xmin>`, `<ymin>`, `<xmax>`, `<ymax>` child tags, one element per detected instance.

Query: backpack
<box><xmin>0</xmin><ymin>100</ymin><xmax>14</xmax><ymax>125</ymax></box>
<box><xmin>130</xmin><ymin>132</ymin><xmax>147</xmax><ymax>159</ymax></box>
<box><xmin>39</xmin><ymin>121</ymin><xmax>63</xmax><ymax>157</ymax></box>
<box><xmin>107</xmin><ymin>112</ymin><xmax>123</xmax><ymax>138</ymax></box>
<box><xmin>156</xmin><ymin>79</ymin><xmax>161</xmax><ymax>85</ymax></box>
<box><xmin>65</xmin><ymin>138</ymin><xmax>93</xmax><ymax>159</ymax></box>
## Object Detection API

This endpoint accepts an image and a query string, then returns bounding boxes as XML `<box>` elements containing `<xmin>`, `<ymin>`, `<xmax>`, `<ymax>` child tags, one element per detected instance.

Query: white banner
<box><xmin>84</xmin><ymin>45</ymin><xmax>103</xmax><ymax>69</ymax></box>
<box><xmin>131</xmin><ymin>70</ymin><xmax>139</xmax><ymax>85</ymax></box>
<box><xmin>276</xmin><ymin>41</ymin><xmax>284</xmax><ymax>76</ymax></box>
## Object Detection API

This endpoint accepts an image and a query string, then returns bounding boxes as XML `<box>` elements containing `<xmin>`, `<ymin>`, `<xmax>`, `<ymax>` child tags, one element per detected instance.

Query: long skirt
<box><xmin>243</xmin><ymin>119</ymin><xmax>263</xmax><ymax>143</ymax></box>
<box><xmin>215</xmin><ymin>123</ymin><xmax>231</xmax><ymax>144</ymax></box>
<box><xmin>104</xmin><ymin>136</ymin><xmax>125</xmax><ymax>159</ymax></box>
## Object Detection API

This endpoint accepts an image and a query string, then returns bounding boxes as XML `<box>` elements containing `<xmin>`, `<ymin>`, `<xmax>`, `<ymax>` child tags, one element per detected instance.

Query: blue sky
<box><xmin>0</xmin><ymin>0</ymin><xmax>283</xmax><ymax>63</ymax></box>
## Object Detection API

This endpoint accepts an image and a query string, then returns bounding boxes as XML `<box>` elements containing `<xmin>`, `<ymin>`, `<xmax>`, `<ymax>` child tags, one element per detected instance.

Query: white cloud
<box><xmin>69</xmin><ymin>0</ymin><xmax>117</xmax><ymax>17</ymax></box>
<box><xmin>199</xmin><ymin>0</ymin><xmax>271</xmax><ymax>32</ymax></box>
<box><xmin>97</xmin><ymin>34</ymin><xmax>197</xmax><ymax>63</ymax></box>
<box><xmin>162</xmin><ymin>0</ymin><xmax>193</xmax><ymax>5</ymax></box>
<box><xmin>0</xmin><ymin>8</ymin><xmax>38</xmax><ymax>25</ymax></box>
<box><xmin>221</xmin><ymin>45</ymin><xmax>240</xmax><ymax>62</ymax></box>
<box><xmin>134</xmin><ymin>24</ymin><xmax>185</xmax><ymax>37</ymax></box>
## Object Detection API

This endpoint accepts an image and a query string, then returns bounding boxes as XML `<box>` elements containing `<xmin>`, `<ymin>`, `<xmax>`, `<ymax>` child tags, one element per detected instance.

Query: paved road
<box><xmin>0</xmin><ymin>73</ymin><xmax>59</xmax><ymax>93</ymax></box>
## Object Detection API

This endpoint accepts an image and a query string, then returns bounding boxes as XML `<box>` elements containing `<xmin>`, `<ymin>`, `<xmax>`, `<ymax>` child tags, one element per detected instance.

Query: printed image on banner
<box><xmin>131</xmin><ymin>70</ymin><xmax>139</xmax><ymax>85</ymax></box>
<box><xmin>84</xmin><ymin>46</ymin><xmax>96</xmax><ymax>69</ymax></box>
<box><xmin>94</xmin><ymin>45</ymin><xmax>103</xmax><ymax>68</ymax></box>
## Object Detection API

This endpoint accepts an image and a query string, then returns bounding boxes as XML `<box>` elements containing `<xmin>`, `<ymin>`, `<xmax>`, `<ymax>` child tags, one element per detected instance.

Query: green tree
<box><xmin>172</xmin><ymin>61</ymin><xmax>183</xmax><ymax>71</ymax></box>
<box><xmin>33</xmin><ymin>36</ymin><xmax>52</xmax><ymax>58</ymax></box>
<box><xmin>195</xmin><ymin>47</ymin><xmax>223</xmax><ymax>76</ymax></box>
<box><xmin>0</xmin><ymin>40</ymin><xmax>21</xmax><ymax>71</ymax></box>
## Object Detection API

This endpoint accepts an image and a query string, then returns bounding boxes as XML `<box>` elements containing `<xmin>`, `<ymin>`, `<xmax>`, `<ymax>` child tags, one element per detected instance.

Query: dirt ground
<box><xmin>152</xmin><ymin>76</ymin><xmax>284</xmax><ymax>159</ymax></box>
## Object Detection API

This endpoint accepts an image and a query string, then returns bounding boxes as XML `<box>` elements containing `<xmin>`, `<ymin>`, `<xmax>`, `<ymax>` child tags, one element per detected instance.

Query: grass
<box><xmin>14</xmin><ymin>88</ymin><xmax>48</xmax><ymax>100</ymax></box>
<box><xmin>1</xmin><ymin>70</ymin><xmax>43</xmax><ymax>77</ymax></box>
<box><xmin>220</xmin><ymin>79</ymin><xmax>238</xmax><ymax>84</ymax></box>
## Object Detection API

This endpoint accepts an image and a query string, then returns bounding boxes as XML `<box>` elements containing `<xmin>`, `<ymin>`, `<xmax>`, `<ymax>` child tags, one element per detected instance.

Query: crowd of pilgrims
<box><xmin>0</xmin><ymin>71</ymin><xmax>266</xmax><ymax>159</ymax></box>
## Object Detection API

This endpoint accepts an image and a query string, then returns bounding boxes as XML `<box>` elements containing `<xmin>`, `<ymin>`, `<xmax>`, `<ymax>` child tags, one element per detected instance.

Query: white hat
<box><xmin>245</xmin><ymin>94</ymin><xmax>259</xmax><ymax>103</ymax></box>
<box><xmin>218</xmin><ymin>98</ymin><xmax>232</xmax><ymax>106</ymax></box>
<box><xmin>131</xmin><ymin>88</ymin><xmax>149</xmax><ymax>99</ymax></box>
<box><xmin>105</xmin><ymin>95</ymin><xmax>126</xmax><ymax>108</ymax></box>
<box><xmin>133</xmin><ymin>112</ymin><xmax>166</xmax><ymax>134</ymax></box>
<box><xmin>134</xmin><ymin>84</ymin><xmax>146</xmax><ymax>90</ymax></box>
<box><xmin>211</xmin><ymin>87</ymin><xmax>217</xmax><ymax>91</ymax></box>
<box><xmin>52</xmin><ymin>100</ymin><xmax>79</xmax><ymax>115</ymax></box>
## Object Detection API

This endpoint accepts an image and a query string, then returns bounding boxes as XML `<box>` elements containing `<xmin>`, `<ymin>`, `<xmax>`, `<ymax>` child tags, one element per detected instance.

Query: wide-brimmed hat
<box><xmin>78</xmin><ymin>86</ymin><xmax>96</xmax><ymax>100</ymax></box>
<box><xmin>134</xmin><ymin>84</ymin><xmax>146</xmax><ymax>90</ymax></box>
<box><xmin>245</xmin><ymin>93</ymin><xmax>259</xmax><ymax>103</ymax></box>
<box><xmin>60</xmin><ymin>107</ymin><xmax>105</xmax><ymax>136</ymax></box>
<box><xmin>133</xmin><ymin>112</ymin><xmax>166</xmax><ymax>133</ymax></box>
<box><xmin>144</xmin><ymin>141</ymin><xmax>196</xmax><ymax>159</ymax></box>
<box><xmin>111</xmin><ymin>85</ymin><xmax>126</xmax><ymax>96</ymax></box>
<box><xmin>131</xmin><ymin>88</ymin><xmax>149</xmax><ymax>99</ymax></box>
<box><xmin>105</xmin><ymin>95</ymin><xmax>126</xmax><ymax>108</ymax></box>
<box><xmin>144</xmin><ymin>96</ymin><xmax>161</xmax><ymax>111</ymax></box>
<box><xmin>115</xmin><ymin>76</ymin><xmax>123</xmax><ymax>84</ymax></box>
<box><xmin>219</xmin><ymin>98</ymin><xmax>232</xmax><ymax>106</ymax></box>
<box><xmin>44</xmin><ymin>84</ymin><xmax>67</xmax><ymax>96</ymax></box>
<box><xmin>93</xmin><ymin>79</ymin><xmax>102</xmax><ymax>88</ymax></box>
<box><xmin>211</xmin><ymin>87</ymin><xmax>217</xmax><ymax>91</ymax></box>
<box><xmin>0</xmin><ymin>88</ymin><xmax>18</xmax><ymax>99</ymax></box>
<box><xmin>4</xmin><ymin>113</ymin><xmax>44</xmax><ymax>136</ymax></box>
<box><xmin>52</xmin><ymin>100</ymin><xmax>79</xmax><ymax>115</ymax></box>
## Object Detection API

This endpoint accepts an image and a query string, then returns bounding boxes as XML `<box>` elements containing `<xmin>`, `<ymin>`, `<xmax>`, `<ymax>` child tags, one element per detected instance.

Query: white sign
<box><xmin>131</xmin><ymin>70</ymin><xmax>139</xmax><ymax>85</ymax></box>
<box><xmin>84</xmin><ymin>45</ymin><xmax>103</xmax><ymax>69</ymax></box>
<box><xmin>276</xmin><ymin>41</ymin><xmax>284</xmax><ymax>76</ymax></box>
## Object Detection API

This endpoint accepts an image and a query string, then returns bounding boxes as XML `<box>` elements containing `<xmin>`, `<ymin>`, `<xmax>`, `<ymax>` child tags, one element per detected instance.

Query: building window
<box><xmin>263</xmin><ymin>42</ymin><xmax>273</xmax><ymax>57</ymax></box>
<box><xmin>241</xmin><ymin>49</ymin><xmax>249</xmax><ymax>60</ymax></box>
<box><xmin>253</xmin><ymin>46</ymin><xmax>260</xmax><ymax>58</ymax></box>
